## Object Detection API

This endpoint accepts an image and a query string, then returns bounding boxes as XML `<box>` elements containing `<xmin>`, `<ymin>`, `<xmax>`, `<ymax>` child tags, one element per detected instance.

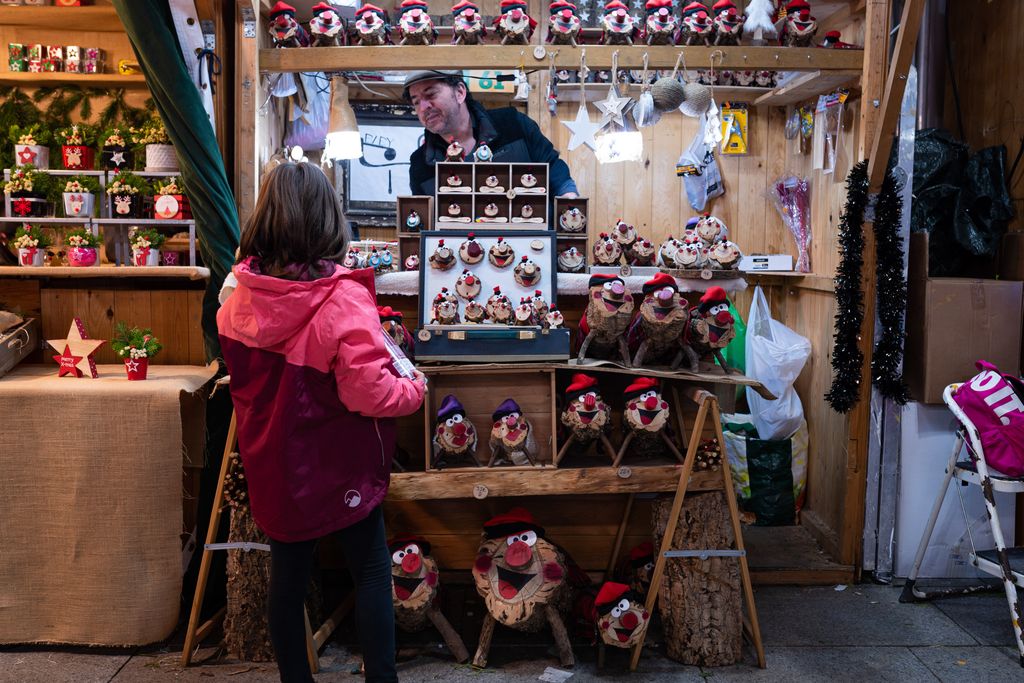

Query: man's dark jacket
<box><xmin>409</xmin><ymin>100</ymin><xmax>578</xmax><ymax>197</ymax></box>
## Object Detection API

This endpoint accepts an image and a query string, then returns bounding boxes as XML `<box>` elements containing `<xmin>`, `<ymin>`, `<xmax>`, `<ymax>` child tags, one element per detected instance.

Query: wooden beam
<box><xmin>235</xmin><ymin>0</ymin><xmax>259</xmax><ymax>225</ymax></box>
<box><xmin>857</xmin><ymin>0</ymin><xmax>890</xmax><ymax>159</ymax></box>
<box><xmin>260</xmin><ymin>45</ymin><xmax>864</xmax><ymax>73</ymax></box>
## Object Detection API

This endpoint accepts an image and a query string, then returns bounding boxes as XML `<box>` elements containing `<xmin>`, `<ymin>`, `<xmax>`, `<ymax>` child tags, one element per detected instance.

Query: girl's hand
<box><xmin>412</xmin><ymin>369</ymin><xmax>428</xmax><ymax>385</ymax></box>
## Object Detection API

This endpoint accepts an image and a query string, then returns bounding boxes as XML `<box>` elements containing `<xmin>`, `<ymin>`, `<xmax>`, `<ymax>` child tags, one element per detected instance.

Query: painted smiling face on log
<box><xmin>594</xmin><ymin>582</ymin><xmax>650</xmax><ymax>647</ymax></box>
<box><xmin>390</xmin><ymin>536</ymin><xmax>439</xmax><ymax>609</ymax></box>
<box><xmin>560</xmin><ymin>372</ymin><xmax>611</xmax><ymax>437</ymax></box>
<box><xmin>623</xmin><ymin>377</ymin><xmax>671</xmax><ymax>434</ymax></box>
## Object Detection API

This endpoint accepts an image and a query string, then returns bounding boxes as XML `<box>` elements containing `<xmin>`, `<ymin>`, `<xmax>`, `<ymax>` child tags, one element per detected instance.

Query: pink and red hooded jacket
<box><xmin>217</xmin><ymin>258</ymin><xmax>424</xmax><ymax>542</ymax></box>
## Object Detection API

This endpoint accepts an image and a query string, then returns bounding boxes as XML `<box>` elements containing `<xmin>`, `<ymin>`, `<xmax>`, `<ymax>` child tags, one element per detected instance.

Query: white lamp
<box><xmin>323</xmin><ymin>76</ymin><xmax>362</xmax><ymax>161</ymax></box>
<box><xmin>594</xmin><ymin>102</ymin><xmax>643</xmax><ymax>164</ymax></box>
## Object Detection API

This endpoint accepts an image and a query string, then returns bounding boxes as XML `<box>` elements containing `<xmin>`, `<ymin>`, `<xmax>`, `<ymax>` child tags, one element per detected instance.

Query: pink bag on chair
<box><xmin>953</xmin><ymin>360</ymin><xmax>1024</xmax><ymax>477</ymax></box>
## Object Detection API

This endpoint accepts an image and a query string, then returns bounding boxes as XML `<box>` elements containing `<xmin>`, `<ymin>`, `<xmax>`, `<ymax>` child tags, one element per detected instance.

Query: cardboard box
<box><xmin>905</xmin><ymin>232</ymin><xmax>1024</xmax><ymax>403</ymax></box>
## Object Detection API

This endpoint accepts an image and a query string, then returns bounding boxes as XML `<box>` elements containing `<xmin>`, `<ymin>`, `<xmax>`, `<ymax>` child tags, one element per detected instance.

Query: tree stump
<box><xmin>652</xmin><ymin>493</ymin><xmax>741</xmax><ymax>667</ymax></box>
<box><xmin>224</xmin><ymin>505</ymin><xmax>275</xmax><ymax>662</ymax></box>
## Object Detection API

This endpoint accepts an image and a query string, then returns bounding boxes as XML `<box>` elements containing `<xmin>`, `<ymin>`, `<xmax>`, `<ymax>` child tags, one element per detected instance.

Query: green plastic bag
<box><xmin>721</xmin><ymin>299</ymin><xmax>746</xmax><ymax>373</ymax></box>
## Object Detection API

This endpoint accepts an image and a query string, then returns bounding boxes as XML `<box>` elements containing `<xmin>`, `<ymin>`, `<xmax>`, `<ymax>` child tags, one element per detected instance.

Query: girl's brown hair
<box><xmin>239</xmin><ymin>162</ymin><xmax>350</xmax><ymax>274</ymax></box>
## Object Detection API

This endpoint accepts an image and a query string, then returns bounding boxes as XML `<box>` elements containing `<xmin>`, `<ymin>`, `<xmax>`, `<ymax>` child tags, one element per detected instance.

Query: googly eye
<box><xmin>392</xmin><ymin>550</ymin><xmax>406</xmax><ymax>564</ymax></box>
<box><xmin>509</xmin><ymin>412</ymin><xmax>520</xmax><ymax>420</ymax></box>
<box><xmin>618</xmin><ymin>598</ymin><xmax>631</xmax><ymax>612</ymax></box>
<box><xmin>451</xmin><ymin>414</ymin><xmax>463</xmax><ymax>424</ymax></box>
<box><xmin>445</xmin><ymin>418</ymin><xmax>456</xmax><ymax>427</ymax></box>
<box><xmin>404</xmin><ymin>544</ymin><xmax>420</xmax><ymax>555</ymax></box>
<box><xmin>611</xmin><ymin>606</ymin><xmax>623</xmax><ymax>618</ymax></box>
<box><xmin>644</xmin><ymin>561</ymin><xmax>654</xmax><ymax>572</ymax></box>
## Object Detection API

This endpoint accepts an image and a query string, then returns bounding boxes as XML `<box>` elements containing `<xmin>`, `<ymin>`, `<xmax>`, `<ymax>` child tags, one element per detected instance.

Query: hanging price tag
<box><xmin>464</xmin><ymin>70</ymin><xmax>513</xmax><ymax>94</ymax></box>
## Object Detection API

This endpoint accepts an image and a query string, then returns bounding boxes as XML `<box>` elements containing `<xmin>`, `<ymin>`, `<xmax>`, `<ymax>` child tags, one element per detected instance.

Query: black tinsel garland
<box><xmin>825</xmin><ymin>161</ymin><xmax>869</xmax><ymax>413</ymax></box>
<box><xmin>871</xmin><ymin>166</ymin><xmax>910</xmax><ymax>403</ymax></box>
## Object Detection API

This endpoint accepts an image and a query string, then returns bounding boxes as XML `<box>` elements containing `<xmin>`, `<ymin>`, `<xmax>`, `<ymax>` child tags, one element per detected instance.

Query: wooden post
<box><xmin>234</xmin><ymin>0</ymin><xmax>259</xmax><ymax>225</ymax></box>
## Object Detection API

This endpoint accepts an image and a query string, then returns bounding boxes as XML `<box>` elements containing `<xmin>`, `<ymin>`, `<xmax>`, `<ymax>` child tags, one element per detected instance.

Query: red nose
<box><xmin>561</xmin><ymin>8</ymin><xmax>572</xmax><ymax>18</ymax></box>
<box><xmin>401</xmin><ymin>554</ymin><xmax>421</xmax><ymax>573</ymax></box>
<box><xmin>466</xmin><ymin>275</ymin><xmax>475</xmax><ymax>285</ymax></box>
<box><xmin>658</xmin><ymin>8</ymin><xmax>667</xmax><ymax>17</ymax></box>
<box><xmin>505</xmin><ymin>415</ymin><xmax>518</xmax><ymax>427</ymax></box>
<box><xmin>453</xmin><ymin>423</ymin><xmax>466</xmax><ymax>436</ymax></box>
<box><xmin>604</xmin><ymin>244</ymin><xmax>613</xmax><ymax>253</ymax></box>
<box><xmin>727</xmin><ymin>8</ymin><xmax>736</xmax><ymax>18</ymax></box>
<box><xmin>411</xmin><ymin>8</ymin><xmax>421</xmax><ymax>17</ymax></box>
<box><xmin>618</xmin><ymin>223</ymin><xmax>628</xmax><ymax>233</ymax></box>
<box><xmin>506</xmin><ymin>540</ymin><xmax>532</xmax><ymax>568</ymax></box>
<box><xmin>620</xmin><ymin>611</ymin><xmax>639</xmax><ymax>630</ymax></box>
<box><xmin>798</xmin><ymin>10</ymin><xmax>809</xmax><ymax>19</ymax></box>
<box><xmin>584</xmin><ymin>394</ymin><xmax>596</xmax><ymax>409</ymax></box>
<box><xmin>611</xmin><ymin>282</ymin><xmax>625</xmax><ymax>296</ymax></box>
<box><xmin>644</xmin><ymin>396</ymin><xmax>658</xmax><ymax>410</ymax></box>
<box><xmin>511</xmin><ymin>8</ymin><xmax>522</xmax><ymax>20</ymax></box>
<box><xmin>615</xmin><ymin>9</ymin><xmax>626</xmax><ymax>20</ymax></box>
<box><xmin>714</xmin><ymin>310</ymin><xmax>734</xmax><ymax>325</ymax></box>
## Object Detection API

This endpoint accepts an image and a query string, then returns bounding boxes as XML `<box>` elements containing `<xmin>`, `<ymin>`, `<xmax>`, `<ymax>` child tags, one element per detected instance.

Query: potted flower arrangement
<box><xmin>10</xmin><ymin>124</ymin><xmax>51</xmax><ymax>169</ymax></box>
<box><xmin>106</xmin><ymin>170</ymin><xmax>148</xmax><ymax>218</ymax></box>
<box><xmin>111</xmin><ymin>322</ymin><xmax>162</xmax><ymax>380</ymax></box>
<box><xmin>4</xmin><ymin>164</ymin><xmax>52</xmax><ymax>217</ymax></box>
<box><xmin>100</xmin><ymin>127</ymin><xmax>132</xmax><ymax>170</ymax></box>
<box><xmin>129</xmin><ymin>226</ymin><xmax>165</xmax><ymax>266</ymax></box>
<box><xmin>152</xmin><ymin>176</ymin><xmax>192</xmax><ymax>220</ymax></box>
<box><xmin>55</xmin><ymin>123</ymin><xmax>97</xmax><ymax>170</ymax></box>
<box><xmin>65</xmin><ymin>227</ymin><xmax>100</xmax><ymax>267</ymax></box>
<box><xmin>11</xmin><ymin>224</ymin><xmax>51</xmax><ymax>267</ymax></box>
<box><xmin>62</xmin><ymin>174</ymin><xmax>101</xmax><ymax>217</ymax></box>
<box><xmin>130</xmin><ymin>116</ymin><xmax>178</xmax><ymax>173</ymax></box>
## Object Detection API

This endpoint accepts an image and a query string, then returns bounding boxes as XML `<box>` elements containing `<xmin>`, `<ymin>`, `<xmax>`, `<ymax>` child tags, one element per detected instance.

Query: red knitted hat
<box><xmin>483</xmin><ymin>507</ymin><xmax>545</xmax><ymax>539</ymax></box>
<box><xmin>641</xmin><ymin>272</ymin><xmax>677</xmax><ymax>295</ymax></box>
<box><xmin>565</xmin><ymin>373</ymin><xmax>600</xmax><ymax>401</ymax></box>
<box><xmin>712</xmin><ymin>0</ymin><xmax>737</xmax><ymax>12</ymax></box>
<box><xmin>645</xmin><ymin>0</ymin><xmax>671</xmax><ymax>13</ymax></box>
<box><xmin>786</xmin><ymin>0</ymin><xmax>811</xmax><ymax>14</ymax></box>
<box><xmin>378</xmin><ymin>305</ymin><xmax>403</xmax><ymax>322</ymax></box>
<box><xmin>388</xmin><ymin>533</ymin><xmax>431</xmax><ymax>555</ymax></box>
<box><xmin>630</xmin><ymin>540</ymin><xmax>654</xmax><ymax>566</ymax></box>
<box><xmin>451</xmin><ymin>0</ymin><xmax>479</xmax><ymax>15</ymax></box>
<box><xmin>550</xmin><ymin>0</ymin><xmax>578</xmax><ymax>15</ymax></box>
<box><xmin>588</xmin><ymin>272</ymin><xmax>624</xmax><ymax>289</ymax></box>
<box><xmin>698</xmin><ymin>285</ymin><xmax>728</xmax><ymax>312</ymax></box>
<box><xmin>400</xmin><ymin>0</ymin><xmax>429</xmax><ymax>13</ymax></box>
<box><xmin>604</xmin><ymin>0</ymin><xmax>629</xmax><ymax>14</ymax></box>
<box><xmin>594</xmin><ymin>581</ymin><xmax>632</xmax><ymax>612</ymax></box>
<box><xmin>682</xmin><ymin>1</ymin><xmax>708</xmax><ymax>18</ymax></box>
<box><xmin>355</xmin><ymin>3</ymin><xmax>386</xmax><ymax>18</ymax></box>
<box><xmin>624</xmin><ymin>376</ymin><xmax>659</xmax><ymax>401</ymax></box>
<box><xmin>500</xmin><ymin>0</ymin><xmax>529</xmax><ymax>11</ymax></box>
<box><xmin>269</xmin><ymin>1</ymin><xmax>297</xmax><ymax>18</ymax></box>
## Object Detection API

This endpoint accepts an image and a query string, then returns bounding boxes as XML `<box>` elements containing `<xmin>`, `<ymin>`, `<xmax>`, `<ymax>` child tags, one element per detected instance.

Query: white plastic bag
<box><xmin>745</xmin><ymin>287</ymin><xmax>811</xmax><ymax>440</ymax></box>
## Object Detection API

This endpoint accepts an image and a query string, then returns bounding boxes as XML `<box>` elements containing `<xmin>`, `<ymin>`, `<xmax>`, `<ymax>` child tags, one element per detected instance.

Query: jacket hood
<box><xmin>226</xmin><ymin>257</ymin><xmax>376</xmax><ymax>348</ymax></box>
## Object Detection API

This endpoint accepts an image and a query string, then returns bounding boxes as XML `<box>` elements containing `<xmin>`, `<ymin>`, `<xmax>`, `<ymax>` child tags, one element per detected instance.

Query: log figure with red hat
<box><xmin>615</xmin><ymin>376</ymin><xmax>686</xmax><ymax>466</ymax></box>
<box><xmin>680</xmin><ymin>1</ymin><xmax>714</xmax><ymax>46</ymax></box>
<box><xmin>779</xmin><ymin>0</ymin><xmax>817</xmax><ymax>47</ymax></box>
<box><xmin>592</xmin><ymin>232</ymin><xmax>624</xmax><ymax>267</ymax></box>
<box><xmin>397</xmin><ymin>0</ymin><xmax>438</xmax><ymax>45</ymax></box>
<box><xmin>629</xmin><ymin>237</ymin><xmax>656</xmax><ymax>267</ymax></box>
<box><xmin>628</xmin><ymin>273</ymin><xmax>690</xmax><ymax>369</ymax></box>
<box><xmin>378</xmin><ymin>305</ymin><xmax>415</xmax><ymax>360</ymax></box>
<box><xmin>683</xmin><ymin>285</ymin><xmax>737</xmax><ymax>373</ymax></box>
<box><xmin>309</xmin><ymin>2</ymin><xmax>344</xmax><ymax>46</ymax></box>
<box><xmin>593</xmin><ymin>582</ymin><xmax>650</xmax><ymax>648</ymax></box>
<box><xmin>430</xmin><ymin>291</ymin><xmax>461</xmax><ymax>325</ymax></box>
<box><xmin>389</xmin><ymin>535</ymin><xmax>470</xmax><ymax>662</ymax></box>
<box><xmin>472</xmin><ymin>508</ymin><xmax>575</xmax><ymax>668</ymax></box>
<box><xmin>643</xmin><ymin>0</ymin><xmax>679</xmax><ymax>46</ymax></box>
<box><xmin>267</xmin><ymin>2</ymin><xmax>309</xmax><ymax>47</ymax></box>
<box><xmin>711</xmin><ymin>0</ymin><xmax>745</xmax><ymax>46</ymax></box>
<box><xmin>489</xmin><ymin>398</ymin><xmax>540</xmax><ymax>466</ymax></box>
<box><xmin>558</xmin><ymin>373</ymin><xmax>618</xmax><ymax>463</ymax></box>
<box><xmin>547</xmin><ymin>1</ymin><xmax>582</xmax><ymax>47</ymax></box>
<box><xmin>431</xmin><ymin>394</ymin><xmax>483</xmax><ymax>468</ymax></box>
<box><xmin>600</xmin><ymin>0</ymin><xmax>639</xmax><ymax>46</ymax></box>
<box><xmin>495</xmin><ymin>0</ymin><xmax>537</xmax><ymax>45</ymax></box>
<box><xmin>820</xmin><ymin>30</ymin><xmax>858</xmax><ymax>49</ymax></box>
<box><xmin>451</xmin><ymin>1</ymin><xmax>487</xmax><ymax>44</ymax></box>
<box><xmin>351</xmin><ymin>3</ymin><xmax>391</xmax><ymax>45</ymax></box>
<box><xmin>626</xmin><ymin>541</ymin><xmax>655</xmax><ymax>596</ymax></box>
<box><xmin>577</xmin><ymin>273</ymin><xmax>635</xmax><ymax>367</ymax></box>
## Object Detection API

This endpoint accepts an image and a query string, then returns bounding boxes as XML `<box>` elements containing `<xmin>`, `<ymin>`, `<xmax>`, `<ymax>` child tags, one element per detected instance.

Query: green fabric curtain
<box><xmin>113</xmin><ymin>0</ymin><xmax>239</xmax><ymax>361</ymax></box>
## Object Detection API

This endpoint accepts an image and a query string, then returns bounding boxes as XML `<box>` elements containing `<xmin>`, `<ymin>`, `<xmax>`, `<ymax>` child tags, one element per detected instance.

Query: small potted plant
<box><xmin>62</xmin><ymin>174</ymin><xmax>101</xmax><ymax>217</ymax></box>
<box><xmin>100</xmin><ymin>127</ymin><xmax>132</xmax><ymax>170</ymax></box>
<box><xmin>106</xmin><ymin>170</ymin><xmax>148</xmax><ymax>218</ymax></box>
<box><xmin>55</xmin><ymin>123</ymin><xmax>97</xmax><ymax>170</ymax></box>
<box><xmin>10</xmin><ymin>124</ymin><xmax>51</xmax><ymax>169</ymax></box>
<box><xmin>111</xmin><ymin>322</ymin><xmax>162</xmax><ymax>380</ymax></box>
<box><xmin>65</xmin><ymin>227</ymin><xmax>100</xmax><ymax>267</ymax></box>
<box><xmin>4</xmin><ymin>164</ymin><xmax>52</xmax><ymax>217</ymax></box>
<box><xmin>130</xmin><ymin>116</ymin><xmax>178</xmax><ymax>173</ymax></box>
<box><xmin>129</xmin><ymin>226</ymin><xmax>165</xmax><ymax>266</ymax></box>
<box><xmin>152</xmin><ymin>176</ymin><xmax>192</xmax><ymax>220</ymax></box>
<box><xmin>12</xmin><ymin>224</ymin><xmax>51</xmax><ymax>267</ymax></box>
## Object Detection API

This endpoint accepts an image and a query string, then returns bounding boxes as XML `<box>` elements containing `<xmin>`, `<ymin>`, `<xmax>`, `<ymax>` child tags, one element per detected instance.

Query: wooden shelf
<box><xmin>0</xmin><ymin>5</ymin><xmax>124</xmax><ymax>32</ymax></box>
<box><xmin>557</xmin><ymin>83</ymin><xmax>773</xmax><ymax>104</ymax></box>
<box><xmin>261</xmin><ymin>45</ymin><xmax>864</xmax><ymax>73</ymax></box>
<box><xmin>388</xmin><ymin>463</ymin><xmax>720</xmax><ymax>500</ymax></box>
<box><xmin>96</xmin><ymin>218</ymin><xmax>195</xmax><ymax>226</ymax></box>
<box><xmin>0</xmin><ymin>217</ymin><xmax>90</xmax><ymax>225</ymax></box>
<box><xmin>755</xmin><ymin>69</ymin><xmax>860</xmax><ymax>106</ymax></box>
<box><xmin>0</xmin><ymin>265</ymin><xmax>209</xmax><ymax>280</ymax></box>
<box><xmin>0</xmin><ymin>72</ymin><xmax>146</xmax><ymax>89</ymax></box>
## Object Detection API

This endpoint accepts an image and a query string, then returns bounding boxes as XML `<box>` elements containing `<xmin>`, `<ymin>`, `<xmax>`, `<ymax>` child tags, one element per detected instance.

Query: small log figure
<box><xmin>431</xmin><ymin>394</ymin><xmax>482</xmax><ymax>468</ymax></box>
<box><xmin>378</xmin><ymin>305</ymin><xmax>414</xmax><ymax>360</ymax></box>
<box><xmin>779</xmin><ymin>0</ymin><xmax>817</xmax><ymax>47</ymax></box>
<box><xmin>578</xmin><ymin>274</ymin><xmax>634</xmax><ymax>367</ymax></box>
<box><xmin>628</xmin><ymin>237</ymin><xmax>657</xmax><ymax>267</ymax></box>
<box><xmin>351</xmin><ymin>3</ymin><xmax>391</xmax><ymax>46</ymax></box>
<box><xmin>683</xmin><ymin>286</ymin><xmax>737</xmax><ymax>373</ymax></box>
<box><xmin>643</xmin><ymin>0</ymin><xmax>679</xmax><ymax>46</ymax></box>
<box><xmin>615</xmin><ymin>377</ymin><xmax>686</xmax><ymax>466</ymax></box>
<box><xmin>611</xmin><ymin>219</ymin><xmax>638</xmax><ymax>251</ymax></box>
<box><xmin>451</xmin><ymin>0</ymin><xmax>486</xmax><ymax>44</ymax></box>
<box><xmin>558</xmin><ymin>373</ymin><xmax>617</xmax><ymax>462</ymax></box>
<box><xmin>489</xmin><ymin>398</ymin><xmax>540</xmax><ymax>466</ymax></box>
<box><xmin>309</xmin><ymin>2</ymin><xmax>344</xmax><ymax>46</ymax></box>
<box><xmin>711</xmin><ymin>0</ymin><xmax>745</xmax><ymax>45</ymax></box>
<box><xmin>472</xmin><ymin>509</ymin><xmax>575</xmax><ymax>668</ymax></box>
<box><xmin>600</xmin><ymin>0</ymin><xmax>638</xmax><ymax>45</ymax></box>
<box><xmin>629</xmin><ymin>273</ymin><xmax>690</xmax><ymax>369</ymax></box>
<box><xmin>592</xmin><ymin>232</ymin><xmax>623</xmax><ymax>267</ymax></box>
<box><xmin>627</xmin><ymin>541</ymin><xmax>655</xmax><ymax>597</ymax></box>
<box><xmin>694</xmin><ymin>438</ymin><xmax>723</xmax><ymax>472</ymax></box>
<box><xmin>706</xmin><ymin>238</ymin><xmax>742</xmax><ymax>269</ymax></box>
<box><xmin>513</xmin><ymin>298</ymin><xmax>538</xmax><ymax>327</ymax></box>
<box><xmin>430</xmin><ymin>293</ymin><xmax>461</xmax><ymax>325</ymax></box>
<box><xmin>495</xmin><ymin>0</ymin><xmax>537</xmax><ymax>44</ymax></box>
<box><xmin>594</xmin><ymin>582</ymin><xmax>650</xmax><ymax>648</ymax></box>
<box><xmin>680</xmin><ymin>1</ymin><xmax>714</xmax><ymax>45</ymax></box>
<box><xmin>389</xmin><ymin>535</ymin><xmax>470</xmax><ymax>662</ymax></box>
<box><xmin>267</xmin><ymin>2</ymin><xmax>310</xmax><ymax>47</ymax></box>
<box><xmin>547</xmin><ymin>0</ymin><xmax>582</xmax><ymax>47</ymax></box>
<box><xmin>396</xmin><ymin>0</ymin><xmax>437</xmax><ymax>45</ymax></box>
<box><xmin>486</xmin><ymin>286</ymin><xmax>514</xmax><ymax>323</ymax></box>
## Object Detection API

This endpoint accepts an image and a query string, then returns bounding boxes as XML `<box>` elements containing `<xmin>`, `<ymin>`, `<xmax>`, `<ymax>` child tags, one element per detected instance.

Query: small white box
<box><xmin>739</xmin><ymin>254</ymin><xmax>793</xmax><ymax>272</ymax></box>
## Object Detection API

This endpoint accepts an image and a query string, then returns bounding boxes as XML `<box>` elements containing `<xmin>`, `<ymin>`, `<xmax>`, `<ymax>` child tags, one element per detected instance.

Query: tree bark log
<box><xmin>224</xmin><ymin>506</ymin><xmax>275</xmax><ymax>662</ymax></box>
<box><xmin>652</xmin><ymin>492</ymin><xmax>741</xmax><ymax>667</ymax></box>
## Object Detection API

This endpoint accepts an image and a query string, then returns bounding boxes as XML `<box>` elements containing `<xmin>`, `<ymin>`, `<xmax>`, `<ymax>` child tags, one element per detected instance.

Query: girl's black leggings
<box><xmin>268</xmin><ymin>505</ymin><xmax>397</xmax><ymax>683</ymax></box>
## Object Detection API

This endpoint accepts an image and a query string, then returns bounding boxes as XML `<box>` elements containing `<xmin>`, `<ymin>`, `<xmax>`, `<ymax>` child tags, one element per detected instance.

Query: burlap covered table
<box><xmin>0</xmin><ymin>363</ymin><xmax>216</xmax><ymax>646</ymax></box>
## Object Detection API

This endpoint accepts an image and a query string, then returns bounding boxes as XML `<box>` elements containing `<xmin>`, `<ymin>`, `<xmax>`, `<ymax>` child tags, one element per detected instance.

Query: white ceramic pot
<box><xmin>62</xmin><ymin>191</ymin><xmax>95</xmax><ymax>217</ymax></box>
<box><xmin>18</xmin><ymin>247</ymin><xmax>44</xmax><ymax>267</ymax></box>
<box><xmin>132</xmin><ymin>247</ymin><xmax>161</xmax><ymax>267</ymax></box>
<box><xmin>144</xmin><ymin>144</ymin><xmax>178</xmax><ymax>172</ymax></box>
<box><xmin>13</xmin><ymin>144</ymin><xmax>49</xmax><ymax>169</ymax></box>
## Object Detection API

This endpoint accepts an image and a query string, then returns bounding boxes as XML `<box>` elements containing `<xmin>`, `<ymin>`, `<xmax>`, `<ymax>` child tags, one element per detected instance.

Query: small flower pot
<box><xmin>153</xmin><ymin>194</ymin><xmax>191</xmax><ymax>220</ymax></box>
<box><xmin>145</xmin><ymin>143</ymin><xmax>179</xmax><ymax>172</ymax></box>
<box><xmin>18</xmin><ymin>247</ymin><xmax>44</xmax><ymax>266</ymax></box>
<box><xmin>62</xmin><ymin>191</ymin><xmax>95</xmax><ymax>217</ymax></box>
<box><xmin>9</xmin><ymin>190</ymin><xmax>49</xmax><ymax>217</ymax></box>
<box><xmin>61</xmin><ymin>144</ymin><xmax>95</xmax><ymax>170</ymax></box>
<box><xmin>132</xmin><ymin>247</ymin><xmax>161</xmax><ymax>266</ymax></box>
<box><xmin>101</xmin><ymin>145</ymin><xmax>131</xmax><ymax>170</ymax></box>
<box><xmin>124</xmin><ymin>357</ymin><xmax>149</xmax><ymax>381</ymax></box>
<box><xmin>110</xmin><ymin>193</ymin><xmax>141</xmax><ymax>218</ymax></box>
<box><xmin>67</xmin><ymin>246</ymin><xmax>98</xmax><ymax>267</ymax></box>
<box><xmin>13</xmin><ymin>143</ymin><xmax>49</xmax><ymax>169</ymax></box>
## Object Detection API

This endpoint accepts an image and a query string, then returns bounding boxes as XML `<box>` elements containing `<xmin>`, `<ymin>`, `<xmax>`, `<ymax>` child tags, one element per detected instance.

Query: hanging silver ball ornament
<box><xmin>679</xmin><ymin>82</ymin><xmax>712</xmax><ymax>117</ymax></box>
<box><xmin>650</xmin><ymin>76</ymin><xmax>686</xmax><ymax>112</ymax></box>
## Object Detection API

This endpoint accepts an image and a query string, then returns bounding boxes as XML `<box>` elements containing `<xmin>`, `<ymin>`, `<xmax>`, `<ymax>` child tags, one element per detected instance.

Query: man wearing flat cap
<box><xmin>404</xmin><ymin>69</ymin><xmax>579</xmax><ymax>197</ymax></box>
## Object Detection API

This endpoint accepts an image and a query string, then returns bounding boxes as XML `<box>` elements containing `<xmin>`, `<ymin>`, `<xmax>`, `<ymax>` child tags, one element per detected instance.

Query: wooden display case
<box><xmin>434</xmin><ymin>162</ymin><xmax>550</xmax><ymax>228</ymax></box>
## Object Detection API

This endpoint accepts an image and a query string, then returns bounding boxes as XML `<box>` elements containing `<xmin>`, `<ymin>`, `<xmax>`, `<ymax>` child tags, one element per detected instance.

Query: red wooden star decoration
<box><xmin>46</xmin><ymin>317</ymin><xmax>105</xmax><ymax>378</ymax></box>
<box><xmin>16</xmin><ymin>147</ymin><xmax>36</xmax><ymax>165</ymax></box>
<box><xmin>12</xmin><ymin>198</ymin><xmax>32</xmax><ymax>217</ymax></box>
<box><xmin>53</xmin><ymin>344</ymin><xmax>84</xmax><ymax>377</ymax></box>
